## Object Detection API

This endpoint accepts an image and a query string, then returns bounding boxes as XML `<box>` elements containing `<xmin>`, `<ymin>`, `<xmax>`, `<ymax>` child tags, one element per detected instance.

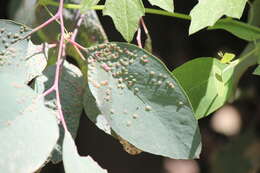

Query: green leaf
<box><xmin>147</xmin><ymin>0</ymin><xmax>174</xmax><ymax>12</ymax></box>
<box><xmin>172</xmin><ymin>57</ymin><xmax>235</xmax><ymax>119</ymax></box>
<box><xmin>34</xmin><ymin>61</ymin><xmax>84</xmax><ymax>163</ymax></box>
<box><xmin>208</xmin><ymin>18</ymin><xmax>260</xmax><ymax>41</ymax></box>
<box><xmin>189</xmin><ymin>0</ymin><xmax>247</xmax><ymax>34</ymax></box>
<box><xmin>0</xmin><ymin>20</ymin><xmax>47</xmax><ymax>83</ymax></box>
<box><xmin>248</xmin><ymin>0</ymin><xmax>260</xmax><ymax>27</ymax></box>
<box><xmin>220</xmin><ymin>52</ymin><xmax>235</xmax><ymax>64</ymax></box>
<box><xmin>83</xmin><ymin>42</ymin><xmax>201</xmax><ymax>159</ymax></box>
<box><xmin>103</xmin><ymin>0</ymin><xmax>145</xmax><ymax>42</ymax></box>
<box><xmin>0</xmin><ymin>73</ymin><xmax>59</xmax><ymax>173</ymax></box>
<box><xmin>63</xmin><ymin>130</ymin><xmax>108</xmax><ymax>173</ymax></box>
<box><xmin>80</xmin><ymin>0</ymin><xmax>100</xmax><ymax>10</ymax></box>
<box><xmin>253</xmin><ymin>65</ymin><xmax>260</xmax><ymax>75</ymax></box>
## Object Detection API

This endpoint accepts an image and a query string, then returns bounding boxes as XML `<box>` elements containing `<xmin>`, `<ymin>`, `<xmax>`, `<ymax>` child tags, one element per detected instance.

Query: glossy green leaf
<box><xmin>34</xmin><ymin>61</ymin><xmax>84</xmax><ymax>163</ymax></box>
<box><xmin>83</xmin><ymin>42</ymin><xmax>201</xmax><ymax>159</ymax></box>
<box><xmin>80</xmin><ymin>0</ymin><xmax>100</xmax><ymax>10</ymax></box>
<box><xmin>209</xmin><ymin>18</ymin><xmax>260</xmax><ymax>41</ymax></box>
<box><xmin>220</xmin><ymin>52</ymin><xmax>235</xmax><ymax>64</ymax></box>
<box><xmin>103</xmin><ymin>0</ymin><xmax>145</xmax><ymax>42</ymax></box>
<box><xmin>189</xmin><ymin>0</ymin><xmax>247</xmax><ymax>34</ymax></box>
<box><xmin>147</xmin><ymin>0</ymin><xmax>174</xmax><ymax>12</ymax></box>
<box><xmin>173</xmin><ymin>57</ymin><xmax>235</xmax><ymax>119</ymax></box>
<box><xmin>63</xmin><ymin>130</ymin><xmax>108</xmax><ymax>173</ymax></box>
<box><xmin>253</xmin><ymin>65</ymin><xmax>260</xmax><ymax>75</ymax></box>
<box><xmin>0</xmin><ymin>73</ymin><xmax>59</xmax><ymax>173</ymax></box>
<box><xmin>248</xmin><ymin>0</ymin><xmax>260</xmax><ymax>27</ymax></box>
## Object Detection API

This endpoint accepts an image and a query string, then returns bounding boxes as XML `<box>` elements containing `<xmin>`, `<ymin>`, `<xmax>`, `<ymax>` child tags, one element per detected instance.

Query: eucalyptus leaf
<box><xmin>189</xmin><ymin>0</ymin><xmax>247</xmax><ymax>34</ymax></box>
<box><xmin>63</xmin><ymin>131</ymin><xmax>108</xmax><ymax>173</ymax></box>
<box><xmin>209</xmin><ymin>18</ymin><xmax>260</xmax><ymax>41</ymax></box>
<box><xmin>34</xmin><ymin>61</ymin><xmax>84</xmax><ymax>163</ymax></box>
<box><xmin>172</xmin><ymin>57</ymin><xmax>235</xmax><ymax>119</ymax></box>
<box><xmin>147</xmin><ymin>0</ymin><xmax>174</xmax><ymax>12</ymax></box>
<box><xmin>0</xmin><ymin>20</ymin><xmax>47</xmax><ymax>83</ymax></box>
<box><xmin>0</xmin><ymin>73</ymin><xmax>59</xmax><ymax>173</ymax></box>
<box><xmin>83</xmin><ymin>42</ymin><xmax>201</xmax><ymax>159</ymax></box>
<box><xmin>103</xmin><ymin>0</ymin><xmax>145</xmax><ymax>42</ymax></box>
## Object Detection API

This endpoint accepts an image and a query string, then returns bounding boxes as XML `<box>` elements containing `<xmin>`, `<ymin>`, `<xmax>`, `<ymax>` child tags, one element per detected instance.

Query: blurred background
<box><xmin>1</xmin><ymin>0</ymin><xmax>260</xmax><ymax>173</ymax></box>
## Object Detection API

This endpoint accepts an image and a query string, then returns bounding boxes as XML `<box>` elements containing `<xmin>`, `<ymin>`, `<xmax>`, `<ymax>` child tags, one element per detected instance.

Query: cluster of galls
<box><xmin>86</xmin><ymin>43</ymin><xmax>182</xmax><ymax>127</ymax></box>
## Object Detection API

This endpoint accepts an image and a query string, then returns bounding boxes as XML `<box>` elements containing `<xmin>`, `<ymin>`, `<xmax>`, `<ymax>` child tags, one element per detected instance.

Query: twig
<box><xmin>136</xmin><ymin>27</ymin><xmax>142</xmax><ymax>48</ymax></box>
<box><xmin>37</xmin><ymin>0</ymin><xmax>68</xmax><ymax>130</ymax></box>
<box><xmin>71</xmin><ymin>13</ymin><xmax>85</xmax><ymax>41</ymax></box>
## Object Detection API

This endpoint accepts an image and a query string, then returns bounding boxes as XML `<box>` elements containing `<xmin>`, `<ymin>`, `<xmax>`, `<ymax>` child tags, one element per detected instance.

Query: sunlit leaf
<box><xmin>173</xmin><ymin>57</ymin><xmax>235</xmax><ymax>119</ymax></box>
<box><xmin>147</xmin><ymin>0</ymin><xmax>174</xmax><ymax>12</ymax></box>
<box><xmin>63</xmin><ymin>130</ymin><xmax>107</xmax><ymax>173</ymax></box>
<box><xmin>83</xmin><ymin>42</ymin><xmax>201</xmax><ymax>159</ymax></box>
<box><xmin>34</xmin><ymin>61</ymin><xmax>84</xmax><ymax>163</ymax></box>
<box><xmin>189</xmin><ymin>0</ymin><xmax>247</xmax><ymax>34</ymax></box>
<box><xmin>0</xmin><ymin>73</ymin><xmax>59</xmax><ymax>173</ymax></box>
<box><xmin>103</xmin><ymin>0</ymin><xmax>145</xmax><ymax>42</ymax></box>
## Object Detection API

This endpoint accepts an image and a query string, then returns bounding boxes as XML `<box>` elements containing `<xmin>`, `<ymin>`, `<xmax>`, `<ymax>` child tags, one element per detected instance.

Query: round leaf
<box><xmin>0</xmin><ymin>73</ymin><xmax>59</xmax><ymax>173</ymax></box>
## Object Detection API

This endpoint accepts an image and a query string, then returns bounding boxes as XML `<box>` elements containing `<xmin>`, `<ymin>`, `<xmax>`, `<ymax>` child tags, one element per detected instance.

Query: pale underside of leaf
<box><xmin>34</xmin><ymin>61</ymin><xmax>84</xmax><ymax>163</ymax></box>
<box><xmin>103</xmin><ymin>0</ymin><xmax>145</xmax><ymax>42</ymax></box>
<box><xmin>189</xmin><ymin>0</ymin><xmax>247</xmax><ymax>34</ymax></box>
<box><xmin>148</xmin><ymin>0</ymin><xmax>174</xmax><ymax>12</ymax></box>
<box><xmin>0</xmin><ymin>73</ymin><xmax>59</xmax><ymax>173</ymax></box>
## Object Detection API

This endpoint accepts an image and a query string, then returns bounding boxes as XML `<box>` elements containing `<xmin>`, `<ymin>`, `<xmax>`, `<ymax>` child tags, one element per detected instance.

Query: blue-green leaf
<box><xmin>0</xmin><ymin>73</ymin><xmax>59</xmax><ymax>173</ymax></box>
<box><xmin>83</xmin><ymin>42</ymin><xmax>201</xmax><ymax>159</ymax></box>
<box><xmin>63</xmin><ymin>130</ymin><xmax>107</xmax><ymax>173</ymax></box>
<box><xmin>34</xmin><ymin>61</ymin><xmax>84</xmax><ymax>163</ymax></box>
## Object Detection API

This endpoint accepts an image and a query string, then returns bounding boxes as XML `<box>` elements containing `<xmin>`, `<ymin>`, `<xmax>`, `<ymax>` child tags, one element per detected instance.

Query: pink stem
<box><xmin>53</xmin><ymin>0</ymin><xmax>68</xmax><ymax>131</ymax></box>
<box><xmin>136</xmin><ymin>27</ymin><xmax>142</xmax><ymax>48</ymax></box>
<box><xmin>30</xmin><ymin>13</ymin><xmax>59</xmax><ymax>36</ymax></box>
<box><xmin>67</xmin><ymin>39</ymin><xmax>87</xmax><ymax>51</ymax></box>
<box><xmin>36</xmin><ymin>0</ymin><xmax>68</xmax><ymax>130</ymax></box>
<box><xmin>71</xmin><ymin>14</ymin><xmax>85</xmax><ymax>41</ymax></box>
<box><xmin>71</xmin><ymin>43</ymin><xmax>86</xmax><ymax>61</ymax></box>
<box><xmin>140</xmin><ymin>18</ymin><xmax>149</xmax><ymax>34</ymax></box>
